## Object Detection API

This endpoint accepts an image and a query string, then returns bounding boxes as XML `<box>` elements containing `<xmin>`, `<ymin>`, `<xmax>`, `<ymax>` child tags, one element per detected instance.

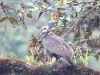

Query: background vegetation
<box><xmin>0</xmin><ymin>0</ymin><xmax>100</xmax><ymax>71</ymax></box>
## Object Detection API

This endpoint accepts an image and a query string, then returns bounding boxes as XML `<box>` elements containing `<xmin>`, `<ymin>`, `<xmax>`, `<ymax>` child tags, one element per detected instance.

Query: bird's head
<box><xmin>40</xmin><ymin>26</ymin><xmax>51</xmax><ymax>35</ymax></box>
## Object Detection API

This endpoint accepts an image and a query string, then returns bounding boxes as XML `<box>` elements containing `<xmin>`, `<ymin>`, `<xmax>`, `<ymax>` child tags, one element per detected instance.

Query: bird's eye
<box><xmin>43</xmin><ymin>28</ymin><xmax>46</xmax><ymax>30</ymax></box>
<box><xmin>41</xmin><ymin>28</ymin><xmax>46</xmax><ymax>31</ymax></box>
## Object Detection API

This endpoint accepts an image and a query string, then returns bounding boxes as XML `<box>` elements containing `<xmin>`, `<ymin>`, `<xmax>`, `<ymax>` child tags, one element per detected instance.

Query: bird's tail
<box><xmin>61</xmin><ymin>57</ymin><xmax>74</xmax><ymax>66</ymax></box>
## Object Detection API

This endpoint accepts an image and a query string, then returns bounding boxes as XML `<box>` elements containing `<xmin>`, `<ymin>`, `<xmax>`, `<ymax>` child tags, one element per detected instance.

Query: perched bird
<box><xmin>40</xmin><ymin>26</ymin><xmax>74</xmax><ymax>66</ymax></box>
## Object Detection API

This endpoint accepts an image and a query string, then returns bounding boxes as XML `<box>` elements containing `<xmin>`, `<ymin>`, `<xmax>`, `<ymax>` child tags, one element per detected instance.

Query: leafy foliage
<box><xmin>0</xmin><ymin>17</ymin><xmax>7</xmax><ymax>23</ymax></box>
<box><xmin>9</xmin><ymin>51</ymin><xmax>15</xmax><ymax>58</ymax></box>
<box><xmin>73</xmin><ymin>47</ymin><xmax>90</xmax><ymax>66</ymax></box>
<box><xmin>27</xmin><ymin>34</ymin><xmax>50</xmax><ymax>63</ymax></box>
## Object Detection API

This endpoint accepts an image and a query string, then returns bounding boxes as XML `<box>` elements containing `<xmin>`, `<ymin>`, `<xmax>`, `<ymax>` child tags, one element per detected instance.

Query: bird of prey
<box><xmin>40</xmin><ymin>26</ymin><xmax>74</xmax><ymax>66</ymax></box>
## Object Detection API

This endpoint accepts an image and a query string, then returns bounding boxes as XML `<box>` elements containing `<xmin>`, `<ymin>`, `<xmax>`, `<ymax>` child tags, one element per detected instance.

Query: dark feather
<box><xmin>42</xmin><ymin>32</ymin><xmax>73</xmax><ymax>59</ymax></box>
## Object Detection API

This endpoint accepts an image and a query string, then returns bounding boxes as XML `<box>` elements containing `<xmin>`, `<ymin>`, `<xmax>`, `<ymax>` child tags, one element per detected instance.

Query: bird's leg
<box><xmin>47</xmin><ymin>51</ymin><xmax>54</xmax><ymax>64</ymax></box>
<box><xmin>56</xmin><ymin>57</ymin><xmax>62</xmax><ymax>63</ymax></box>
<box><xmin>48</xmin><ymin>56</ymin><xmax>56</xmax><ymax>64</ymax></box>
<box><xmin>50</xmin><ymin>57</ymin><xmax>52</xmax><ymax>64</ymax></box>
<box><xmin>48</xmin><ymin>56</ymin><xmax>52</xmax><ymax>64</ymax></box>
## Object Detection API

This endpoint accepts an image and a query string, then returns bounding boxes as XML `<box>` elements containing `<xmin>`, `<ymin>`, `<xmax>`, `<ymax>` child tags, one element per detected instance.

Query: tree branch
<box><xmin>63</xmin><ymin>7</ymin><xmax>97</xmax><ymax>39</ymax></box>
<box><xmin>0</xmin><ymin>58</ymin><xmax>100</xmax><ymax>75</ymax></box>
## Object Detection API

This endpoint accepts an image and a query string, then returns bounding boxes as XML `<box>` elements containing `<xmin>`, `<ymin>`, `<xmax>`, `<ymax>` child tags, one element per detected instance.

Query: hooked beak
<box><xmin>41</xmin><ymin>29</ymin><xmax>48</xmax><ymax>34</ymax></box>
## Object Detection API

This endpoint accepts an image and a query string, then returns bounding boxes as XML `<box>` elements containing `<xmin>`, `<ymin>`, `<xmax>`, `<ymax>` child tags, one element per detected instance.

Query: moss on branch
<box><xmin>0</xmin><ymin>58</ymin><xmax>100</xmax><ymax>75</ymax></box>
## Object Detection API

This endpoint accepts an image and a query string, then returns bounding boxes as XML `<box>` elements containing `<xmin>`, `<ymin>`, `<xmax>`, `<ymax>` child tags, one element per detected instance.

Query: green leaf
<box><xmin>9</xmin><ymin>51</ymin><xmax>15</xmax><ymax>58</ymax></box>
<box><xmin>95</xmin><ymin>55</ymin><xmax>99</xmax><ymax>61</ymax></box>
<box><xmin>0</xmin><ymin>17</ymin><xmax>7</xmax><ymax>23</ymax></box>
<box><xmin>27</xmin><ymin>12</ymin><xmax>32</xmax><ymax>18</ymax></box>
<box><xmin>38</xmin><ymin>11</ymin><xmax>43</xmax><ymax>20</ymax></box>
<box><xmin>10</xmin><ymin>16</ymin><xmax>18</xmax><ymax>24</ymax></box>
<box><xmin>77</xmin><ymin>56</ymin><xmax>87</xmax><ymax>66</ymax></box>
<box><xmin>0</xmin><ymin>54</ymin><xmax>3</xmax><ymax>58</ymax></box>
<box><xmin>73</xmin><ymin>47</ymin><xmax>79</xmax><ymax>58</ymax></box>
<box><xmin>43</xmin><ymin>0</ymin><xmax>50</xmax><ymax>5</ymax></box>
<box><xmin>96</xmin><ymin>13</ymin><xmax>100</xmax><ymax>17</ymax></box>
<box><xmin>97</xmin><ymin>52</ymin><xmax>100</xmax><ymax>55</ymax></box>
<box><xmin>25</xmin><ymin>55</ymin><xmax>33</xmax><ymax>63</ymax></box>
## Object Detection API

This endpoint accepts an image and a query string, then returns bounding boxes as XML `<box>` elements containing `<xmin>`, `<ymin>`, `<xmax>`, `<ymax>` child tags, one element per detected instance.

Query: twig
<box><xmin>1</xmin><ymin>3</ymin><xmax>15</xmax><ymax>28</ymax></box>
<box><xmin>62</xmin><ymin>20</ymin><xmax>76</xmax><ymax>39</ymax></box>
<box><xmin>63</xmin><ymin>6</ymin><xmax>97</xmax><ymax>40</ymax></box>
<box><xmin>0</xmin><ymin>20</ymin><xmax>7</xmax><ymax>42</ymax></box>
<box><xmin>26</xmin><ymin>25</ymin><xmax>40</xmax><ymax>35</ymax></box>
<box><xmin>0</xmin><ymin>12</ymin><xmax>3</xmax><ymax>16</ymax></box>
<box><xmin>73</xmin><ymin>39</ymin><xmax>87</xmax><ymax>45</ymax></box>
<box><xmin>7</xmin><ymin>2</ymin><xmax>23</xmax><ymax>4</ymax></box>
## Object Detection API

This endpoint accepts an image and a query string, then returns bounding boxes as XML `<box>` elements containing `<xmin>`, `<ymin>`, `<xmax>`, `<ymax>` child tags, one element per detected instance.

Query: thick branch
<box><xmin>0</xmin><ymin>58</ymin><xmax>100</xmax><ymax>75</ymax></box>
<box><xmin>63</xmin><ymin>7</ymin><xmax>98</xmax><ymax>39</ymax></box>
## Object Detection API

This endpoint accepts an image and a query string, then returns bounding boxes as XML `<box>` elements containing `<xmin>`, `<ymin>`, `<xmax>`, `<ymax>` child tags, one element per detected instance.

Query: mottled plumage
<box><xmin>40</xmin><ymin>26</ymin><xmax>74</xmax><ymax>66</ymax></box>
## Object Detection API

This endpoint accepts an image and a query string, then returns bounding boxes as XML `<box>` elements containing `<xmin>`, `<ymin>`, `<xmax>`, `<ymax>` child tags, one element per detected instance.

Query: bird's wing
<box><xmin>42</xmin><ymin>34</ymin><xmax>73</xmax><ymax>58</ymax></box>
<box><xmin>52</xmin><ymin>34</ymin><xmax>73</xmax><ymax>54</ymax></box>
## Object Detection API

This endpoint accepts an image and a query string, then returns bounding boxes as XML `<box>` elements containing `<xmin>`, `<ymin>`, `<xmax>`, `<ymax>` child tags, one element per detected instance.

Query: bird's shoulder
<box><xmin>44</xmin><ymin>32</ymin><xmax>72</xmax><ymax>50</ymax></box>
<box><xmin>42</xmin><ymin>32</ymin><xmax>65</xmax><ymax>45</ymax></box>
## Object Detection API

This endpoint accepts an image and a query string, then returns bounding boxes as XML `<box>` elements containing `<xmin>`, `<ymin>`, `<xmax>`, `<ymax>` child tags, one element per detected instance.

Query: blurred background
<box><xmin>0</xmin><ymin>0</ymin><xmax>100</xmax><ymax>71</ymax></box>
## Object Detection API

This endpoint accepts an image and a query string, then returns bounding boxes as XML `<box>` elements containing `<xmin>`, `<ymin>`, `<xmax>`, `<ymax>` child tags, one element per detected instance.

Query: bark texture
<box><xmin>0</xmin><ymin>58</ymin><xmax>100</xmax><ymax>75</ymax></box>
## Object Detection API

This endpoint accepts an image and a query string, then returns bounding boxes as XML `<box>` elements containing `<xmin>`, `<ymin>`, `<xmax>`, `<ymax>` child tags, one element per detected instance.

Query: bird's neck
<box><xmin>41</xmin><ymin>32</ymin><xmax>52</xmax><ymax>39</ymax></box>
